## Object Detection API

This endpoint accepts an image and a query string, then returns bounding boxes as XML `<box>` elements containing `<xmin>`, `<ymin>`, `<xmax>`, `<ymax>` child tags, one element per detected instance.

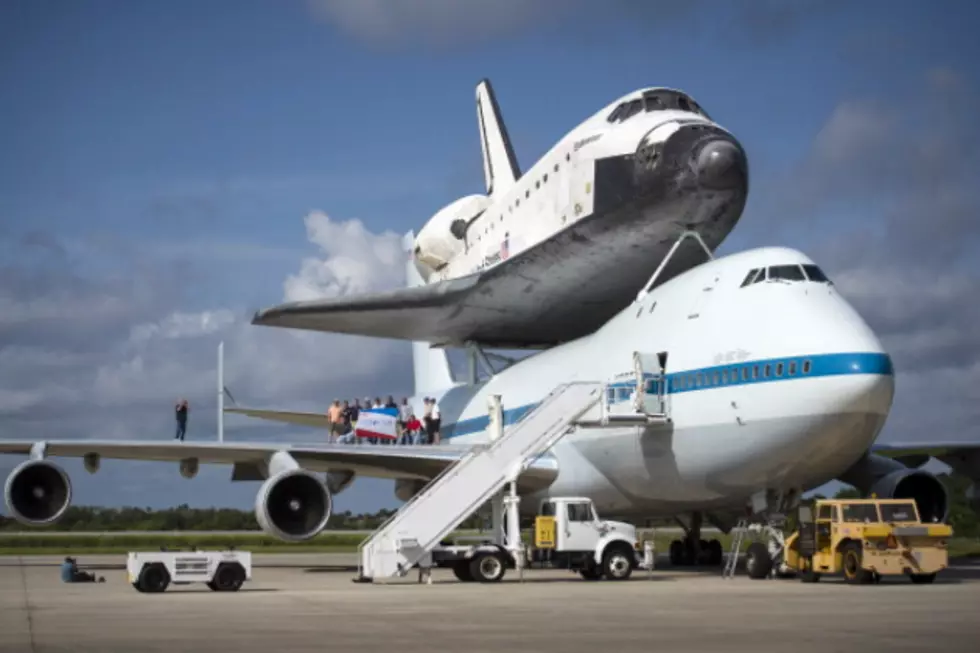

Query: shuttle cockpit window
<box><xmin>641</xmin><ymin>90</ymin><xmax>710</xmax><ymax>119</ymax></box>
<box><xmin>567</xmin><ymin>502</ymin><xmax>595</xmax><ymax>522</ymax></box>
<box><xmin>607</xmin><ymin>99</ymin><xmax>643</xmax><ymax>123</ymax></box>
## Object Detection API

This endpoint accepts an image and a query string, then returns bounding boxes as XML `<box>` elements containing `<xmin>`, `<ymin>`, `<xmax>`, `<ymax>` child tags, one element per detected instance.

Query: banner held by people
<box><xmin>355</xmin><ymin>407</ymin><xmax>399</xmax><ymax>440</ymax></box>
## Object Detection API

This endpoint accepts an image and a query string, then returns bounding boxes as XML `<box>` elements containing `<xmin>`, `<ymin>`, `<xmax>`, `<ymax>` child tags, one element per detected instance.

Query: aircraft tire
<box><xmin>745</xmin><ymin>542</ymin><xmax>773</xmax><ymax>580</ymax></box>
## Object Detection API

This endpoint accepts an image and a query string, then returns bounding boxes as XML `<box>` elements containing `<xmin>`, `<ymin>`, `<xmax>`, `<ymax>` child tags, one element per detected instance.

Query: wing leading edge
<box><xmin>0</xmin><ymin>440</ymin><xmax>559</xmax><ymax>489</ymax></box>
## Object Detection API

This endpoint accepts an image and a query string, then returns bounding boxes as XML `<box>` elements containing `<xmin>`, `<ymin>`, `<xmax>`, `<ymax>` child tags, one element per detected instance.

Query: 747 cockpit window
<box><xmin>802</xmin><ymin>264</ymin><xmax>832</xmax><ymax>284</ymax></box>
<box><xmin>767</xmin><ymin>264</ymin><xmax>806</xmax><ymax>282</ymax></box>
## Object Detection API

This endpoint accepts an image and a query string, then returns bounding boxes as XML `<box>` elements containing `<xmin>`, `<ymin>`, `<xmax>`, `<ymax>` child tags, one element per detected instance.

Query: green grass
<box><xmin>2</xmin><ymin>530</ymin><xmax>978</xmax><ymax>558</ymax></box>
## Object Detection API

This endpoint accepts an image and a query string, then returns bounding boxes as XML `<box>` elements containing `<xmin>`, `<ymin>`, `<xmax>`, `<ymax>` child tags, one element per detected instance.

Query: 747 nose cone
<box><xmin>696</xmin><ymin>140</ymin><xmax>746</xmax><ymax>190</ymax></box>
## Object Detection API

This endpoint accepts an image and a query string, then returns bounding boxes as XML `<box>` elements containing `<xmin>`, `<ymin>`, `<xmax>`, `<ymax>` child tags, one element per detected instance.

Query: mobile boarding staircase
<box><xmin>355</xmin><ymin>367</ymin><xmax>672</xmax><ymax>583</ymax></box>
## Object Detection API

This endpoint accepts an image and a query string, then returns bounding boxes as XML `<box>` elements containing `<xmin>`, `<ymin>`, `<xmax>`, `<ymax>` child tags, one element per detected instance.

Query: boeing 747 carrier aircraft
<box><xmin>4</xmin><ymin>242</ymin><xmax>977</xmax><ymax>570</ymax></box>
<box><xmin>251</xmin><ymin>79</ymin><xmax>750</xmax><ymax>348</ymax></box>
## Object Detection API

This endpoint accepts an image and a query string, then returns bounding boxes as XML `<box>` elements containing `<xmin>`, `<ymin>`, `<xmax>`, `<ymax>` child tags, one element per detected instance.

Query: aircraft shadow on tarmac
<box><xmin>295</xmin><ymin>558</ymin><xmax>980</xmax><ymax>586</ymax></box>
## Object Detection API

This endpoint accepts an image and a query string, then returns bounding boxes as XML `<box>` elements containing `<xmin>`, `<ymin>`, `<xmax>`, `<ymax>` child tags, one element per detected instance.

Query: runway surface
<box><xmin>1</xmin><ymin>553</ymin><xmax>977</xmax><ymax>653</ymax></box>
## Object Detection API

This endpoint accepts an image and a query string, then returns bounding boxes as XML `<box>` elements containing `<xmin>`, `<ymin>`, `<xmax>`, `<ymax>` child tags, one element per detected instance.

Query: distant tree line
<box><xmin>0</xmin><ymin>505</ymin><xmax>485</xmax><ymax>533</ymax></box>
<box><xmin>0</xmin><ymin>473</ymin><xmax>975</xmax><ymax>536</ymax></box>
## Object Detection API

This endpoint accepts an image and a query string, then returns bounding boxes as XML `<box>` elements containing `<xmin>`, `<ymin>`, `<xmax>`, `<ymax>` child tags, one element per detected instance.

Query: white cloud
<box><xmin>283</xmin><ymin>212</ymin><xmax>405</xmax><ymax>301</ymax></box>
<box><xmin>129</xmin><ymin>309</ymin><xmax>238</xmax><ymax>344</ymax></box>
<box><xmin>0</xmin><ymin>210</ymin><xmax>412</xmax><ymax>436</ymax></box>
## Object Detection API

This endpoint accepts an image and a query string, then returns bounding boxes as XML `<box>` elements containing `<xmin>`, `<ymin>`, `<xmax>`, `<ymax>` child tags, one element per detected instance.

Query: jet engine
<box><xmin>869</xmin><ymin>469</ymin><xmax>949</xmax><ymax>523</ymax></box>
<box><xmin>180</xmin><ymin>458</ymin><xmax>199</xmax><ymax>479</ymax></box>
<box><xmin>394</xmin><ymin>478</ymin><xmax>427</xmax><ymax>503</ymax></box>
<box><xmin>839</xmin><ymin>453</ymin><xmax>950</xmax><ymax>523</ymax></box>
<box><xmin>255</xmin><ymin>469</ymin><xmax>332</xmax><ymax>542</ymax></box>
<box><xmin>4</xmin><ymin>460</ymin><xmax>73</xmax><ymax>526</ymax></box>
<box><xmin>413</xmin><ymin>194</ymin><xmax>491</xmax><ymax>280</ymax></box>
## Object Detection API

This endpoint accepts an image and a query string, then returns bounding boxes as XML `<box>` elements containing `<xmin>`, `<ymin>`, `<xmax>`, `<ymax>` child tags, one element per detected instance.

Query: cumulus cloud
<box><xmin>0</xmin><ymin>210</ymin><xmax>412</xmax><ymax>439</ymax></box>
<box><xmin>306</xmin><ymin>0</ymin><xmax>843</xmax><ymax>49</ymax></box>
<box><xmin>283</xmin><ymin>212</ymin><xmax>405</xmax><ymax>301</ymax></box>
<box><xmin>746</xmin><ymin>68</ymin><xmax>980</xmax><ymax>444</ymax></box>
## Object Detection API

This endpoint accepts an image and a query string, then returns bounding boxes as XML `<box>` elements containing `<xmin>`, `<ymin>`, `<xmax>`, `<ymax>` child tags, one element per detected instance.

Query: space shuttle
<box><xmin>252</xmin><ymin>80</ymin><xmax>750</xmax><ymax>348</ymax></box>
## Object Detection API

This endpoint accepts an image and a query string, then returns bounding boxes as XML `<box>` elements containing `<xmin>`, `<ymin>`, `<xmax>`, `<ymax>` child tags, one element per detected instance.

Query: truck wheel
<box><xmin>842</xmin><ymin>543</ymin><xmax>873</xmax><ymax>585</ymax></box>
<box><xmin>745</xmin><ymin>542</ymin><xmax>773</xmax><ymax>580</ymax></box>
<box><xmin>452</xmin><ymin>561</ymin><xmax>474</xmax><ymax>582</ymax></box>
<box><xmin>580</xmin><ymin>560</ymin><xmax>602</xmax><ymax>580</ymax></box>
<box><xmin>909</xmin><ymin>573</ymin><xmax>936</xmax><ymax>585</ymax></box>
<box><xmin>602</xmin><ymin>545</ymin><xmax>633</xmax><ymax>581</ymax></box>
<box><xmin>469</xmin><ymin>552</ymin><xmax>505</xmax><ymax>583</ymax></box>
<box><xmin>212</xmin><ymin>562</ymin><xmax>246</xmax><ymax>592</ymax></box>
<box><xmin>137</xmin><ymin>563</ymin><xmax>170</xmax><ymax>593</ymax></box>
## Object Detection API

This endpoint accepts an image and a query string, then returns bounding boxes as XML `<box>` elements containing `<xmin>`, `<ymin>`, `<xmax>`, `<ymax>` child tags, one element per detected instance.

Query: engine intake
<box><xmin>4</xmin><ymin>460</ymin><xmax>73</xmax><ymax>525</ymax></box>
<box><xmin>255</xmin><ymin>469</ymin><xmax>332</xmax><ymax>542</ymax></box>
<box><xmin>870</xmin><ymin>469</ymin><xmax>949</xmax><ymax>523</ymax></box>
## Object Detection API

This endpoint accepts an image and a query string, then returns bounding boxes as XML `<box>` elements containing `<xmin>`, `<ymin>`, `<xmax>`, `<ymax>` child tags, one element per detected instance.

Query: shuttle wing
<box><xmin>250</xmin><ymin>224</ymin><xmax>696</xmax><ymax>348</ymax></box>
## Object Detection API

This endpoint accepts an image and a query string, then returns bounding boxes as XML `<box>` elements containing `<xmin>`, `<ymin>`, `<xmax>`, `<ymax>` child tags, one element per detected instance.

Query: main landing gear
<box><xmin>667</xmin><ymin>512</ymin><xmax>724</xmax><ymax>567</ymax></box>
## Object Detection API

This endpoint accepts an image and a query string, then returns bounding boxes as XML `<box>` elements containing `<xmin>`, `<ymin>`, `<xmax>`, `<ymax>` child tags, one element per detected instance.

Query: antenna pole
<box><xmin>217</xmin><ymin>340</ymin><xmax>224</xmax><ymax>443</ymax></box>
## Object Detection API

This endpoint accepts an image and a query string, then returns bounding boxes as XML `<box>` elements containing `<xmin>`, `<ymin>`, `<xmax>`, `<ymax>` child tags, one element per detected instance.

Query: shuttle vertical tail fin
<box><xmin>404</xmin><ymin>232</ymin><xmax>456</xmax><ymax>395</ymax></box>
<box><xmin>476</xmin><ymin>79</ymin><xmax>521</xmax><ymax>197</ymax></box>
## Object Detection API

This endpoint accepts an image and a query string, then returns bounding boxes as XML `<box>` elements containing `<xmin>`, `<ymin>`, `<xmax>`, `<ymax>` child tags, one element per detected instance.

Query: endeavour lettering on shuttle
<box><xmin>574</xmin><ymin>134</ymin><xmax>602</xmax><ymax>151</ymax></box>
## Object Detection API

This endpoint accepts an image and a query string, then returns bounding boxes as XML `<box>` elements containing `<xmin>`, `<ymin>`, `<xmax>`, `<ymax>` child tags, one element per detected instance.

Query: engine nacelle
<box><xmin>180</xmin><ymin>458</ymin><xmax>199</xmax><ymax>479</ymax></box>
<box><xmin>394</xmin><ymin>479</ymin><xmax>427</xmax><ymax>503</ymax></box>
<box><xmin>83</xmin><ymin>453</ymin><xmax>100</xmax><ymax>474</ymax></box>
<box><xmin>870</xmin><ymin>469</ymin><xmax>949</xmax><ymax>523</ymax></box>
<box><xmin>4</xmin><ymin>460</ymin><xmax>73</xmax><ymax>525</ymax></box>
<box><xmin>413</xmin><ymin>194</ymin><xmax>491</xmax><ymax>280</ymax></box>
<box><xmin>255</xmin><ymin>469</ymin><xmax>332</xmax><ymax>542</ymax></box>
<box><xmin>326</xmin><ymin>470</ymin><xmax>355</xmax><ymax>494</ymax></box>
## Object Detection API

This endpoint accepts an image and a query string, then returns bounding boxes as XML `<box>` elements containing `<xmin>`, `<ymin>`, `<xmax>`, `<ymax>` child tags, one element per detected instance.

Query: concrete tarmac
<box><xmin>1</xmin><ymin>554</ymin><xmax>977</xmax><ymax>653</ymax></box>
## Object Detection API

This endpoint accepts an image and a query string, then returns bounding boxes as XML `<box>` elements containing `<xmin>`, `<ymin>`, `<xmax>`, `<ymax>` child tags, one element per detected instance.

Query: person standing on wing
<box><xmin>175</xmin><ymin>399</ymin><xmax>188</xmax><ymax>441</ymax></box>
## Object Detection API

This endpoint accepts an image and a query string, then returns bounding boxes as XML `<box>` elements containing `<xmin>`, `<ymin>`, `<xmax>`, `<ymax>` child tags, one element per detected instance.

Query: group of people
<box><xmin>325</xmin><ymin>395</ymin><xmax>442</xmax><ymax>445</ymax></box>
<box><xmin>170</xmin><ymin>393</ymin><xmax>445</xmax><ymax>446</ymax></box>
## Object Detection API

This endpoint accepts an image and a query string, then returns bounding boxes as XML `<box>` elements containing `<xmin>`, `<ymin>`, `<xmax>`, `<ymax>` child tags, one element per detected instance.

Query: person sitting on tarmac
<box><xmin>60</xmin><ymin>556</ymin><xmax>104</xmax><ymax>583</ymax></box>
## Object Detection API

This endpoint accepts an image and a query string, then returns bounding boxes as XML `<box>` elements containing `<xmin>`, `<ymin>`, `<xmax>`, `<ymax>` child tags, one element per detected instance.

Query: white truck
<box><xmin>429</xmin><ymin>496</ymin><xmax>651</xmax><ymax>583</ymax></box>
<box><xmin>127</xmin><ymin>550</ymin><xmax>251</xmax><ymax>593</ymax></box>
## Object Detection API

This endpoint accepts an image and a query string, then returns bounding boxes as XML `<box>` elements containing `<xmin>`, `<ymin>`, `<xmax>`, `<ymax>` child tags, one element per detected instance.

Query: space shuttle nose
<box><xmin>695</xmin><ymin>139</ymin><xmax>746</xmax><ymax>190</ymax></box>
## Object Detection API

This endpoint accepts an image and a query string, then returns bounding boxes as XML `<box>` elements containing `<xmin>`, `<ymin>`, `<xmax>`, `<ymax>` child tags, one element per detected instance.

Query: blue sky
<box><xmin>1</xmin><ymin>0</ymin><xmax>979</xmax><ymax>514</ymax></box>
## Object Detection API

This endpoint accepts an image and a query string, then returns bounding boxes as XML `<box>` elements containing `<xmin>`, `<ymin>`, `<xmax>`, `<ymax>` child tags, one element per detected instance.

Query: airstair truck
<box><xmin>431</xmin><ymin>496</ymin><xmax>646</xmax><ymax>582</ymax></box>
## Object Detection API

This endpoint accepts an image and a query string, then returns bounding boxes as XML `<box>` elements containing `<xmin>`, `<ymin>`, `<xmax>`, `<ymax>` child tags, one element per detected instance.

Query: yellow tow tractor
<box><xmin>784</xmin><ymin>498</ymin><xmax>952</xmax><ymax>584</ymax></box>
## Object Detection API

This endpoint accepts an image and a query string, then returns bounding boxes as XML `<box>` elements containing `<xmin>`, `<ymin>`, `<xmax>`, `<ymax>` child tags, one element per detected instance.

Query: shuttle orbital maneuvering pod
<box><xmin>250</xmin><ymin>79</ymin><xmax>750</xmax><ymax>348</ymax></box>
<box><xmin>4</xmin><ymin>234</ymin><xmax>979</xmax><ymax>575</ymax></box>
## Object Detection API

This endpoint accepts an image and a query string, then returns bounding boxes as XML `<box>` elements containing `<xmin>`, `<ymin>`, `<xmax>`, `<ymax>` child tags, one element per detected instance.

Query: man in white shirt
<box><xmin>398</xmin><ymin>398</ymin><xmax>412</xmax><ymax>444</ymax></box>
<box><xmin>429</xmin><ymin>397</ymin><xmax>442</xmax><ymax>444</ymax></box>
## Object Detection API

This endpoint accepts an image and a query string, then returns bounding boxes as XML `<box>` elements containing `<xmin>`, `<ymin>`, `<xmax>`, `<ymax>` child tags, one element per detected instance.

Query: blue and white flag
<box><xmin>355</xmin><ymin>407</ymin><xmax>399</xmax><ymax>440</ymax></box>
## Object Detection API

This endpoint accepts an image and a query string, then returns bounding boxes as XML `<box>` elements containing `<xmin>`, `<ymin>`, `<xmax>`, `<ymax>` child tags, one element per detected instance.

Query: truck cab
<box><xmin>785</xmin><ymin>498</ymin><xmax>952</xmax><ymax>585</ymax></box>
<box><xmin>531</xmin><ymin>496</ymin><xmax>640</xmax><ymax>580</ymax></box>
